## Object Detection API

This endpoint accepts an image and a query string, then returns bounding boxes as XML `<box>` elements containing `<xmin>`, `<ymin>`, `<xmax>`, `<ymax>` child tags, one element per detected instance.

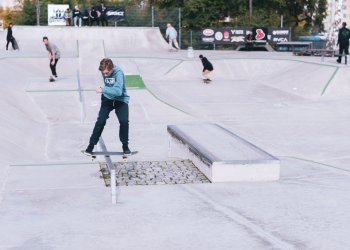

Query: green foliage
<box><xmin>17</xmin><ymin>0</ymin><xmax>37</xmax><ymax>25</ymax></box>
<box><xmin>154</xmin><ymin>0</ymin><xmax>327</xmax><ymax>34</ymax></box>
<box><xmin>0</xmin><ymin>7</ymin><xmax>21</xmax><ymax>27</ymax></box>
<box><xmin>8</xmin><ymin>0</ymin><xmax>327</xmax><ymax>35</ymax></box>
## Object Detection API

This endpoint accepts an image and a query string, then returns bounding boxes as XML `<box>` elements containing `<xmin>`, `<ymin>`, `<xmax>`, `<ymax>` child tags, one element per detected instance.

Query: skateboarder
<box><xmin>6</xmin><ymin>23</ymin><xmax>16</xmax><ymax>51</ymax></box>
<box><xmin>43</xmin><ymin>36</ymin><xmax>60</xmax><ymax>81</ymax></box>
<box><xmin>337</xmin><ymin>22</ymin><xmax>350</xmax><ymax>64</ymax></box>
<box><xmin>166</xmin><ymin>23</ymin><xmax>180</xmax><ymax>51</ymax></box>
<box><xmin>199</xmin><ymin>55</ymin><xmax>214</xmax><ymax>81</ymax></box>
<box><xmin>84</xmin><ymin>58</ymin><xmax>131</xmax><ymax>156</ymax></box>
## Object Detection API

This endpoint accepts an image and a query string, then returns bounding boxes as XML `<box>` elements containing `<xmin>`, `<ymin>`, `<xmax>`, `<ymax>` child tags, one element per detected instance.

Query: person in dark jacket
<box><xmin>89</xmin><ymin>7</ymin><xmax>99</xmax><ymax>26</ymax></box>
<box><xmin>337</xmin><ymin>22</ymin><xmax>350</xmax><ymax>63</ymax></box>
<box><xmin>98</xmin><ymin>2</ymin><xmax>108</xmax><ymax>26</ymax></box>
<box><xmin>199</xmin><ymin>55</ymin><xmax>214</xmax><ymax>81</ymax></box>
<box><xmin>73</xmin><ymin>5</ymin><xmax>82</xmax><ymax>27</ymax></box>
<box><xmin>6</xmin><ymin>23</ymin><xmax>15</xmax><ymax>50</ymax></box>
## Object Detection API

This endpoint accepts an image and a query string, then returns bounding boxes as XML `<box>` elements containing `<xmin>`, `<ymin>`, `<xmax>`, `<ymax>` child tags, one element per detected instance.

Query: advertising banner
<box><xmin>48</xmin><ymin>4</ymin><xmax>68</xmax><ymax>26</ymax></box>
<box><xmin>106</xmin><ymin>7</ymin><xmax>126</xmax><ymax>22</ymax></box>
<box><xmin>253</xmin><ymin>27</ymin><xmax>268</xmax><ymax>43</ymax></box>
<box><xmin>267</xmin><ymin>28</ymin><xmax>291</xmax><ymax>43</ymax></box>
<box><xmin>202</xmin><ymin>27</ymin><xmax>291</xmax><ymax>44</ymax></box>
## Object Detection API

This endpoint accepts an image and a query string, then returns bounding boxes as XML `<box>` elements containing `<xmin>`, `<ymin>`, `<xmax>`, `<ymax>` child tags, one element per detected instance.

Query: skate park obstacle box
<box><xmin>167</xmin><ymin>123</ymin><xmax>280</xmax><ymax>182</ymax></box>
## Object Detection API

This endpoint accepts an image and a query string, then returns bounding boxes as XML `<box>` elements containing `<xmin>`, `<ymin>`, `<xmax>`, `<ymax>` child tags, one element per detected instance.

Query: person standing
<box><xmin>6</xmin><ymin>23</ymin><xmax>15</xmax><ymax>50</ymax></box>
<box><xmin>165</xmin><ymin>23</ymin><xmax>180</xmax><ymax>51</ymax></box>
<box><xmin>337</xmin><ymin>22</ymin><xmax>350</xmax><ymax>64</ymax></box>
<box><xmin>73</xmin><ymin>5</ymin><xmax>82</xmax><ymax>27</ymax></box>
<box><xmin>199</xmin><ymin>55</ymin><xmax>214</xmax><ymax>81</ymax></box>
<box><xmin>84</xmin><ymin>58</ymin><xmax>131</xmax><ymax>156</ymax></box>
<box><xmin>43</xmin><ymin>36</ymin><xmax>60</xmax><ymax>81</ymax></box>
<box><xmin>98</xmin><ymin>2</ymin><xmax>108</xmax><ymax>26</ymax></box>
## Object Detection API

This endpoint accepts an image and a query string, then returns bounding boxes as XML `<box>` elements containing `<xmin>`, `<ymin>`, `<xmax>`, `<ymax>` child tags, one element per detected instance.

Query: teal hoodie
<box><xmin>102</xmin><ymin>65</ymin><xmax>129</xmax><ymax>104</ymax></box>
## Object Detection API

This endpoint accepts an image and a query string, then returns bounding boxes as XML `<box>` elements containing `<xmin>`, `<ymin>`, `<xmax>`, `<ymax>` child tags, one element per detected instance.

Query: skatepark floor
<box><xmin>1</xmin><ymin>26</ymin><xmax>350</xmax><ymax>250</ymax></box>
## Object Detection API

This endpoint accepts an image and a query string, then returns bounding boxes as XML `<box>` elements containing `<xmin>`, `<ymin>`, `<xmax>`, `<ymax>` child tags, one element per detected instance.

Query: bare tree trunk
<box><xmin>36</xmin><ymin>0</ymin><xmax>40</xmax><ymax>26</ymax></box>
<box><xmin>249</xmin><ymin>0</ymin><xmax>252</xmax><ymax>24</ymax></box>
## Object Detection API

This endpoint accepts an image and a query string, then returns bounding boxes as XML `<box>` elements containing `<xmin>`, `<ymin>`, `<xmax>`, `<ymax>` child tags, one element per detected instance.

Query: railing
<box><xmin>98</xmin><ymin>137</ymin><xmax>117</xmax><ymax>204</ymax></box>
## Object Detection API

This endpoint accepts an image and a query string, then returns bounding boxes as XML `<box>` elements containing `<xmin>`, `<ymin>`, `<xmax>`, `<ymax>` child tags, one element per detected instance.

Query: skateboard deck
<box><xmin>12</xmin><ymin>37</ymin><xmax>19</xmax><ymax>50</ymax></box>
<box><xmin>203</xmin><ymin>79</ymin><xmax>212</xmax><ymax>84</ymax></box>
<box><xmin>81</xmin><ymin>150</ymin><xmax>138</xmax><ymax>161</ymax></box>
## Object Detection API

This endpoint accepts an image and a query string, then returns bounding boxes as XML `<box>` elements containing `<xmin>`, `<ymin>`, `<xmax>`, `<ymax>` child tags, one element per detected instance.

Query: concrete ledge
<box><xmin>167</xmin><ymin>123</ymin><xmax>280</xmax><ymax>182</ymax></box>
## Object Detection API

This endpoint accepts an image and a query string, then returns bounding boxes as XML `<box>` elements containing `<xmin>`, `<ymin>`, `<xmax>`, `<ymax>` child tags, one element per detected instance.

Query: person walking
<box><xmin>6</xmin><ymin>23</ymin><xmax>16</xmax><ymax>50</ymax></box>
<box><xmin>337</xmin><ymin>22</ymin><xmax>350</xmax><ymax>64</ymax></box>
<box><xmin>84</xmin><ymin>58</ymin><xmax>131</xmax><ymax>156</ymax></box>
<box><xmin>43</xmin><ymin>36</ymin><xmax>60</xmax><ymax>81</ymax></box>
<box><xmin>199</xmin><ymin>55</ymin><xmax>214</xmax><ymax>81</ymax></box>
<box><xmin>165</xmin><ymin>23</ymin><xmax>180</xmax><ymax>51</ymax></box>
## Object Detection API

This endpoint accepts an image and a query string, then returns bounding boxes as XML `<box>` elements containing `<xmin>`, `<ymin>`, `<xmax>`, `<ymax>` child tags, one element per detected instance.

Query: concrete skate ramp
<box><xmin>321</xmin><ymin>66</ymin><xmax>350</xmax><ymax>97</ymax></box>
<box><xmin>0</xmin><ymin>26</ymin><xmax>168</xmax><ymax>58</ymax></box>
<box><xmin>158</xmin><ymin>58</ymin><xmax>338</xmax><ymax>98</ymax></box>
<box><xmin>0</xmin><ymin>26</ymin><xmax>347</xmax><ymax>166</ymax></box>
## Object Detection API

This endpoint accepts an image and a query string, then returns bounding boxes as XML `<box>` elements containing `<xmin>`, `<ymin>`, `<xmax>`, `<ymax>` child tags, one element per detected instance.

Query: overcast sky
<box><xmin>0</xmin><ymin>0</ymin><xmax>16</xmax><ymax>8</ymax></box>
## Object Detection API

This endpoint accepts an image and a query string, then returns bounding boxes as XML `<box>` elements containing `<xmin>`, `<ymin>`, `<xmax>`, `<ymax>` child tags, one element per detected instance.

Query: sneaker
<box><xmin>122</xmin><ymin>144</ymin><xmax>131</xmax><ymax>155</ymax></box>
<box><xmin>84</xmin><ymin>144</ymin><xmax>94</xmax><ymax>156</ymax></box>
<box><xmin>336</xmin><ymin>59</ymin><xmax>341</xmax><ymax>63</ymax></box>
<box><xmin>54</xmin><ymin>75</ymin><xmax>58</xmax><ymax>78</ymax></box>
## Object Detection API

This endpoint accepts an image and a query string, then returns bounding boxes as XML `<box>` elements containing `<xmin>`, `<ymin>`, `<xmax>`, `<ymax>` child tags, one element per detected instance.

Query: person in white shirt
<box><xmin>165</xmin><ymin>23</ymin><xmax>180</xmax><ymax>51</ymax></box>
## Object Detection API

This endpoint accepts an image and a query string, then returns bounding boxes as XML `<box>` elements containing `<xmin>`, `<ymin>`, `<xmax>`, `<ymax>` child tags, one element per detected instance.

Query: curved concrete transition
<box><xmin>0</xmin><ymin>26</ymin><xmax>350</xmax><ymax>249</ymax></box>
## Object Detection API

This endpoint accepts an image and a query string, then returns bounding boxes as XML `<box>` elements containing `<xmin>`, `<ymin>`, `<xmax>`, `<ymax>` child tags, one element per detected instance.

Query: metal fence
<box><xmin>35</xmin><ymin>3</ymin><xmax>215</xmax><ymax>49</ymax></box>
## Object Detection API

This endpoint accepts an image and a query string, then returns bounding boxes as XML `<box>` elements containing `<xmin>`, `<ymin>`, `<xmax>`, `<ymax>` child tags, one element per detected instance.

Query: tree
<box><xmin>17</xmin><ymin>0</ymin><xmax>37</xmax><ymax>25</ymax></box>
<box><xmin>283</xmin><ymin>0</ymin><xmax>327</xmax><ymax>33</ymax></box>
<box><xmin>153</xmin><ymin>0</ymin><xmax>327</xmax><ymax>34</ymax></box>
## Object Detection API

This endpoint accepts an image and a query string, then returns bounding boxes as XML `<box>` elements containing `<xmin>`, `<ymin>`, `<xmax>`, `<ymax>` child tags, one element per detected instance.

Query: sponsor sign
<box><xmin>268</xmin><ymin>28</ymin><xmax>290</xmax><ymax>43</ymax></box>
<box><xmin>202</xmin><ymin>27</ymin><xmax>291</xmax><ymax>44</ymax></box>
<box><xmin>106</xmin><ymin>7</ymin><xmax>126</xmax><ymax>22</ymax></box>
<box><xmin>48</xmin><ymin>4</ymin><xmax>68</xmax><ymax>26</ymax></box>
<box><xmin>253</xmin><ymin>27</ymin><xmax>268</xmax><ymax>43</ymax></box>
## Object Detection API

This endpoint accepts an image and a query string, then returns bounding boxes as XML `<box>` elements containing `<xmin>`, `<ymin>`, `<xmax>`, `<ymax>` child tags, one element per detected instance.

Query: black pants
<box><xmin>6</xmin><ymin>38</ymin><xmax>14</xmax><ymax>50</ymax></box>
<box><xmin>338</xmin><ymin>43</ymin><xmax>349</xmax><ymax>62</ymax></box>
<box><xmin>90</xmin><ymin>18</ymin><xmax>99</xmax><ymax>26</ymax></box>
<box><xmin>89</xmin><ymin>95</ymin><xmax>129</xmax><ymax>146</ymax></box>
<box><xmin>100</xmin><ymin>16</ymin><xmax>108</xmax><ymax>26</ymax></box>
<box><xmin>50</xmin><ymin>58</ymin><xmax>59</xmax><ymax>76</ymax></box>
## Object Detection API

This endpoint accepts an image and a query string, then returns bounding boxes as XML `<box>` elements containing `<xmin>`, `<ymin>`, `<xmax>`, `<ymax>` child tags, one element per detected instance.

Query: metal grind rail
<box><xmin>98</xmin><ymin>137</ymin><xmax>117</xmax><ymax>204</ymax></box>
<box><xmin>76</xmin><ymin>70</ymin><xmax>86</xmax><ymax>124</ymax></box>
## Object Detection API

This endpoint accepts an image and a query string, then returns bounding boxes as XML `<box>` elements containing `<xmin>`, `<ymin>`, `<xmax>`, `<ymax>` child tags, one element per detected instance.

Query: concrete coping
<box><xmin>167</xmin><ymin>123</ymin><xmax>279</xmax><ymax>165</ymax></box>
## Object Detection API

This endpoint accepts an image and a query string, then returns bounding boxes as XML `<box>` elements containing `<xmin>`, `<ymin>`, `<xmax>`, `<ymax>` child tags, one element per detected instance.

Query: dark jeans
<box><xmin>90</xmin><ymin>18</ymin><xmax>99</xmax><ymax>26</ymax></box>
<box><xmin>89</xmin><ymin>95</ymin><xmax>129</xmax><ymax>146</ymax></box>
<box><xmin>6</xmin><ymin>38</ymin><xmax>14</xmax><ymax>50</ymax></box>
<box><xmin>50</xmin><ymin>58</ymin><xmax>59</xmax><ymax>76</ymax></box>
<box><xmin>338</xmin><ymin>44</ymin><xmax>349</xmax><ymax>62</ymax></box>
<box><xmin>100</xmin><ymin>16</ymin><xmax>108</xmax><ymax>26</ymax></box>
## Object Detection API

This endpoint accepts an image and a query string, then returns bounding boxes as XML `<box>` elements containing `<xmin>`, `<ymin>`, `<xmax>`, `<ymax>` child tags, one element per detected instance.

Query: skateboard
<box><xmin>49</xmin><ymin>76</ymin><xmax>55</xmax><ymax>82</ymax></box>
<box><xmin>12</xmin><ymin>37</ymin><xmax>19</xmax><ymax>50</ymax></box>
<box><xmin>203</xmin><ymin>78</ymin><xmax>212</xmax><ymax>84</ymax></box>
<box><xmin>81</xmin><ymin>150</ymin><xmax>138</xmax><ymax>162</ymax></box>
